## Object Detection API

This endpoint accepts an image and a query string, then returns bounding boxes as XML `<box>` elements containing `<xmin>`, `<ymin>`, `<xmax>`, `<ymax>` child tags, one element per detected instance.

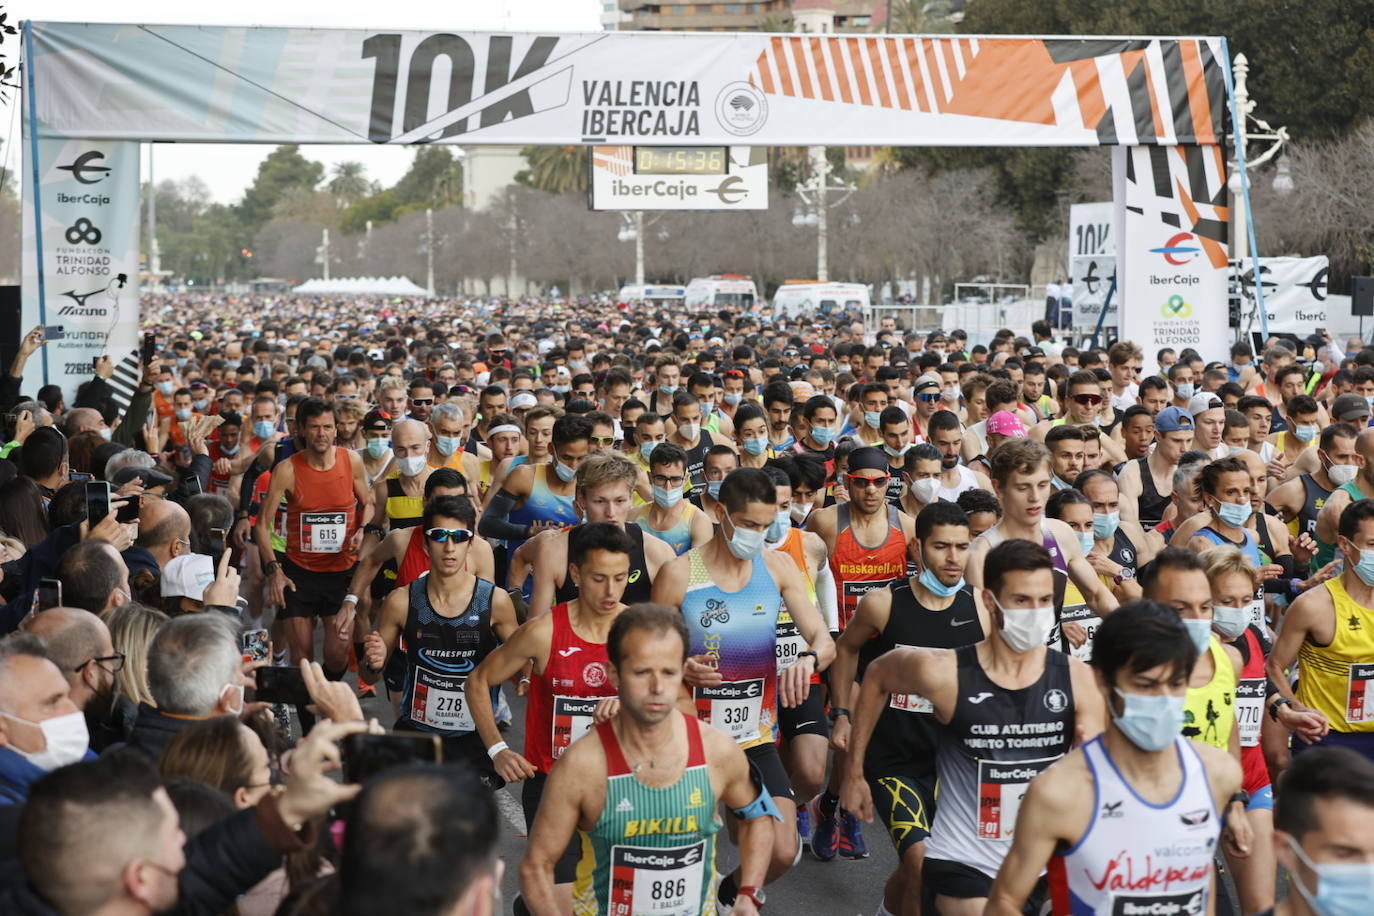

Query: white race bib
<box><xmin>976</xmin><ymin>756</ymin><xmax>1058</xmax><ymax>841</ymax></box>
<box><xmin>409</xmin><ymin>663</ymin><xmax>473</xmax><ymax>732</ymax></box>
<box><xmin>1235</xmin><ymin>678</ymin><xmax>1265</xmax><ymax>747</ymax></box>
<box><xmin>1346</xmin><ymin>662</ymin><xmax>1374</xmax><ymax>724</ymax></box>
<box><xmin>609</xmin><ymin>842</ymin><xmax>705</xmax><ymax>916</ymax></box>
<box><xmin>695</xmin><ymin>680</ymin><xmax>764</xmax><ymax>743</ymax></box>
<box><xmin>775</xmin><ymin>611</ymin><xmax>805</xmax><ymax>673</ymax></box>
<box><xmin>551</xmin><ymin>695</ymin><xmax>599</xmax><ymax>760</ymax></box>
<box><xmin>300</xmin><ymin>511</ymin><xmax>347</xmax><ymax>553</ymax></box>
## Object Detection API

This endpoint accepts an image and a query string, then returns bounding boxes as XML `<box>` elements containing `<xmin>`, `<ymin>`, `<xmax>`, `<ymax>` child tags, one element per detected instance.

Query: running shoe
<box><xmin>808</xmin><ymin>794</ymin><xmax>839</xmax><ymax>861</ymax></box>
<box><xmin>795</xmin><ymin>802</ymin><xmax>811</xmax><ymax>841</ymax></box>
<box><xmin>356</xmin><ymin>681</ymin><xmax>376</xmax><ymax>699</ymax></box>
<box><xmin>837</xmin><ymin>807</ymin><xmax>870</xmax><ymax>859</ymax></box>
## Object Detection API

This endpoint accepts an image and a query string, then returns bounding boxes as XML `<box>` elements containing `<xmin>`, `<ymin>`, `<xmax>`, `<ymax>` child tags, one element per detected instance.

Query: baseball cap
<box><xmin>161</xmin><ymin>554</ymin><xmax>216</xmax><ymax>600</ymax></box>
<box><xmin>362</xmin><ymin>409</ymin><xmax>392</xmax><ymax>432</ymax></box>
<box><xmin>1188</xmin><ymin>393</ymin><xmax>1224</xmax><ymax>417</ymax></box>
<box><xmin>509</xmin><ymin>391</ymin><xmax>538</xmax><ymax>410</ymax></box>
<box><xmin>1332</xmin><ymin>393</ymin><xmax>1372</xmax><ymax>422</ymax></box>
<box><xmin>1155</xmin><ymin>406</ymin><xmax>1195</xmax><ymax>433</ymax></box>
<box><xmin>110</xmin><ymin>466</ymin><xmax>176</xmax><ymax>490</ymax></box>
<box><xmin>987</xmin><ymin>410</ymin><xmax>1027</xmax><ymax>438</ymax></box>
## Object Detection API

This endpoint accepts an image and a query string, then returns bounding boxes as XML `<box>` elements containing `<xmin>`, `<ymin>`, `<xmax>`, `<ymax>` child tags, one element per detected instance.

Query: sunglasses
<box><xmin>847</xmin><ymin>473</ymin><xmax>891</xmax><ymax>489</ymax></box>
<box><xmin>591</xmin><ymin>436</ymin><xmax>616</xmax><ymax>447</ymax></box>
<box><xmin>916</xmin><ymin>392</ymin><xmax>941</xmax><ymax>403</ymax></box>
<box><xmin>1072</xmin><ymin>394</ymin><xmax>1104</xmax><ymax>406</ymax></box>
<box><xmin>410</xmin><ymin>398</ymin><xmax>434</xmax><ymax>406</ymax></box>
<box><xmin>425</xmin><ymin>527</ymin><xmax>474</xmax><ymax>544</ymax></box>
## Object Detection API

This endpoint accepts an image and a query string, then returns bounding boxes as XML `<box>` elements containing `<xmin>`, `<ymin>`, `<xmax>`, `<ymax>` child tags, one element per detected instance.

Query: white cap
<box><xmin>510</xmin><ymin>391</ymin><xmax>538</xmax><ymax>409</ymax></box>
<box><xmin>1188</xmin><ymin>392</ymin><xmax>1224</xmax><ymax>417</ymax></box>
<box><xmin>160</xmin><ymin>554</ymin><xmax>216</xmax><ymax>600</ymax></box>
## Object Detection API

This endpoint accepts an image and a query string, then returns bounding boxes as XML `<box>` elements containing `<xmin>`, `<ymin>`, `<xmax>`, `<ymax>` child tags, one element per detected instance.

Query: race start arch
<box><xmin>22</xmin><ymin>23</ymin><xmax>1243</xmax><ymax>392</ymax></box>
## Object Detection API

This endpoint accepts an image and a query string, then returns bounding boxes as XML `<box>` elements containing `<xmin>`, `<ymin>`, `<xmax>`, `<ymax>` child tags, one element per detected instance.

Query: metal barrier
<box><xmin>866</xmin><ymin>301</ymin><xmax>1044</xmax><ymax>347</ymax></box>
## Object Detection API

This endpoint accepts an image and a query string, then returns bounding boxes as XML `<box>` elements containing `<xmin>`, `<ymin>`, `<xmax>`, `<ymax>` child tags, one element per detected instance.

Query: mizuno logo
<box><xmin>967</xmin><ymin>692</ymin><xmax>994</xmax><ymax>704</ymax></box>
<box><xmin>1101</xmin><ymin>801</ymin><xmax>1124</xmax><ymax>818</ymax></box>
<box><xmin>558</xmin><ymin>647</ymin><xmax>583</xmax><ymax>658</ymax></box>
<box><xmin>616</xmin><ymin>798</ymin><xmax>634</xmax><ymax>813</ymax></box>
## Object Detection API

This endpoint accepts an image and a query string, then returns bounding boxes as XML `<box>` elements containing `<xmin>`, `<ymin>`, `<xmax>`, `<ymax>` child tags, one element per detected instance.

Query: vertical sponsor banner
<box><xmin>21</xmin><ymin>138</ymin><xmax>140</xmax><ymax>398</ymax></box>
<box><xmin>1068</xmin><ymin>202</ymin><xmax>1116</xmax><ymax>327</ymax></box>
<box><xmin>1116</xmin><ymin>145</ymin><xmax>1229</xmax><ymax>375</ymax></box>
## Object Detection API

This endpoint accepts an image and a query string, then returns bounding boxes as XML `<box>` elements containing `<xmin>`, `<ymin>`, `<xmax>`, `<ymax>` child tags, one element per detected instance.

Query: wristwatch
<box><xmin>796</xmin><ymin>649</ymin><xmax>818</xmax><ymax>665</ymax></box>
<box><xmin>737</xmin><ymin>886</ymin><xmax>767</xmax><ymax>909</ymax></box>
<box><xmin>827</xmin><ymin>706</ymin><xmax>850</xmax><ymax>722</ymax></box>
<box><xmin>1268</xmin><ymin>696</ymin><xmax>1293</xmax><ymax>721</ymax></box>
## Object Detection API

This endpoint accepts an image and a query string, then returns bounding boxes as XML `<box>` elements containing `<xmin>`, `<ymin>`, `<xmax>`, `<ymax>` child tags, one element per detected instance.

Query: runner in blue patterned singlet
<box><xmin>652</xmin><ymin>466</ymin><xmax>835</xmax><ymax>910</ymax></box>
<box><xmin>521</xmin><ymin>604</ymin><xmax>776</xmax><ymax>916</ymax></box>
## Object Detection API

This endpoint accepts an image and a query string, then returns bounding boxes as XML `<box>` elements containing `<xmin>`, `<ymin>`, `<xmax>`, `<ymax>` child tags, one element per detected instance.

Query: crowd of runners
<box><xmin>0</xmin><ymin>290</ymin><xmax>1371</xmax><ymax>916</ymax></box>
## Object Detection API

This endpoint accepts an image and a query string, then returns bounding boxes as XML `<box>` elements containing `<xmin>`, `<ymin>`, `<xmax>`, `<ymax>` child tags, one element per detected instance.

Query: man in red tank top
<box><xmin>466</xmin><ymin>522</ymin><xmax>635</xmax><ymax>911</ymax></box>
<box><xmin>255</xmin><ymin>398</ymin><xmax>373</xmax><ymax>679</ymax></box>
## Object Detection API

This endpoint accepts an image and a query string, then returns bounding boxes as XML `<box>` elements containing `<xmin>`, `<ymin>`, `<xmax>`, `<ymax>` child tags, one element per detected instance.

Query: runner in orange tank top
<box><xmin>255</xmin><ymin>399</ymin><xmax>373</xmax><ymax>681</ymax></box>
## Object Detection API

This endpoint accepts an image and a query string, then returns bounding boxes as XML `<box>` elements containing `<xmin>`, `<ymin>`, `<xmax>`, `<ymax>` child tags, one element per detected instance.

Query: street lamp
<box><xmin>618</xmin><ymin>211</ymin><xmax>664</xmax><ymax>286</ymax></box>
<box><xmin>1227</xmin><ymin>53</ymin><xmax>1290</xmax><ymax>264</ymax></box>
<box><xmin>792</xmin><ymin>146</ymin><xmax>854</xmax><ymax>282</ymax></box>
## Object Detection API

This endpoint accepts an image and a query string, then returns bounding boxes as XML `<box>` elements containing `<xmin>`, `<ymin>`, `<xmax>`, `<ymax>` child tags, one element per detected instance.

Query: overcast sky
<box><xmin>3</xmin><ymin>0</ymin><xmax>602</xmax><ymax>202</ymax></box>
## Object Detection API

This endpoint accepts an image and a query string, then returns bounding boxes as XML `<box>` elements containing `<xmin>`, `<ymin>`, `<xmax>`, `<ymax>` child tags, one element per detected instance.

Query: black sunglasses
<box><xmin>425</xmin><ymin>527</ymin><xmax>474</xmax><ymax>544</ymax></box>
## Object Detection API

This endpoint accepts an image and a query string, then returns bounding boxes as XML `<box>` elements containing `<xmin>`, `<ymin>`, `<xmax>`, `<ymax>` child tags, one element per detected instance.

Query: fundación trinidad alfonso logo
<box><xmin>1161</xmin><ymin>295</ymin><xmax>1193</xmax><ymax>319</ymax></box>
<box><xmin>1151</xmin><ymin>232</ymin><xmax>1202</xmax><ymax>266</ymax></box>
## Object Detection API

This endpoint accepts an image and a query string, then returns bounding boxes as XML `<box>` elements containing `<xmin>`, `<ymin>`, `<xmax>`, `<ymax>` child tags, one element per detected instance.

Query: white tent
<box><xmin>291</xmin><ymin>276</ymin><xmax>429</xmax><ymax>296</ymax></box>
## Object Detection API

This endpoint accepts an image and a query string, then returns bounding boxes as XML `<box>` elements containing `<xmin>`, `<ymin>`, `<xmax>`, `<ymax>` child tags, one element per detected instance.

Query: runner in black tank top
<box><xmin>553</xmin><ymin>523</ymin><xmax>652</xmax><ymax>606</ymax></box>
<box><xmin>1135</xmin><ymin>456</ymin><xmax>1170</xmax><ymax>528</ymax></box>
<box><xmin>1105</xmin><ymin>524</ymin><xmax>1142</xmax><ymax>572</ymax></box>
<box><xmin>1296</xmin><ymin>473</ymin><xmax>1333</xmax><ymax>542</ymax></box>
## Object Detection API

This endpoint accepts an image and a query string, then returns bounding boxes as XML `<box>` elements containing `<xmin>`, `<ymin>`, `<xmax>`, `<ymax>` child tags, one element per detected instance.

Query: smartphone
<box><xmin>341</xmin><ymin>732</ymin><xmax>443</xmax><ymax>784</ymax></box>
<box><xmin>35</xmin><ymin>577</ymin><xmax>62</xmax><ymax>612</ymax></box>
<box><xmin>252</xmin><ymin>666</ymin><xmax>312</xmax><ymax>706</ymax></box>
<box><xmin>141</xmin><ymin>332</ymin><xmax>156</xmax><ymax>364</ymax></box>
<box><xmin>42</xmin><ymin>325</ymin><xmax>65</xmax><ymax>341</ymax></box>
<box><xmin>68</xmin><ymin>471</ymin><xmax>93</xmax><ymax>483</ymax></box>
<box><xmin>115</xmin><ymin>495</ymin><xmax>140</xmax><ymax>524</ymax></box>
<box><xmin>92</xmin><ymin>356</ymin><xmax>101</xmax><ymax>371</ymax></box>
<box><xmin>241</xmin><ymin>628</ymin><xmax>270</xmax><ymax>663</ymax></box>
<box><xmin>183</xmin><ymin>476</ymin><xmax>203</xmax><ymax>496</ymax></box>
<box><xmin>85</xmin><ymin>481</ymin><xmax>112</xmax><ymax>526</ymax></box>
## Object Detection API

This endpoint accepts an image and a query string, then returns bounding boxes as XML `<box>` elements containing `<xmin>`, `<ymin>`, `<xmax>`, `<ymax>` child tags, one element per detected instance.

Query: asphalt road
<box><xmin>357</xmin><ymin>684</ymin><xmax>899</xmax><ymax>915</ymax></box>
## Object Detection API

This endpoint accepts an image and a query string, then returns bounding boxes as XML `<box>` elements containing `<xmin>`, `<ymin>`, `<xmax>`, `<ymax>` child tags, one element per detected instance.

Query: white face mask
<box><xmin>397</xmin><ymin>455</ymin><xmax>427</xmax><ymax>477</ymax></box>
<box><xmin>910</xmin><ymin>477</ymin><xmax>940</xmax><ymax>504</ymax></box>
<box><xmin>1329</xmin><ymin>464</ymin><xmax>1359</xmax><ymax>487</ymax></box>
<box><xmin>991</xmin><ymin>595</ymin><xmax>1056</xmax><ymax>653</ymax></box>
<box><xmin>0</xmin><ymin>710</ymin><xmax>89</xmax><ymax>771</ymax></box>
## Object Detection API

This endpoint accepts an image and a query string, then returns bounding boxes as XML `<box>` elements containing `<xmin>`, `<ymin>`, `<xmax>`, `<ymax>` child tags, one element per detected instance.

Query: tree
<box><xmin>392</xmin><ymin>147</ymin><xmax>464</xmax><ymax>209</ymax></box>
<box><xmin>339</xmin><ymin>190</ymin><xmax>402</xmax><ymax>235</ymax></box>
<box><xmin>517</xmin><ymin>146</ymin><xmax>588</xmax><ymax>194</ymax></box>
<box><xmin>885</xmin><ymin>0</ymin><xmax>955</xmax><ymax>33</ymax></box>
<box><xmin>236</xmin><ymin>145</ymin><xmax>324</xmax><ymax>232</ymax></box>
<box><xmin>327</xmin><ymin>161</ymin><xmax>375</xmax><ymax>207</ymax></box>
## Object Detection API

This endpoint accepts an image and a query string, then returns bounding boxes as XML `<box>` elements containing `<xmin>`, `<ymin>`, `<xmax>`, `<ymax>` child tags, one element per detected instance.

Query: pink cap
<box><xmin>987</xmin><ymin>410</ymin><xmax>1028</xmax><ymax>438</ymax></box>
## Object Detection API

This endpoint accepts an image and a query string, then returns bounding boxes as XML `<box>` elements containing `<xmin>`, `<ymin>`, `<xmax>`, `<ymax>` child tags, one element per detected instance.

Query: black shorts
<box><xmin>868</xmin><ymin>771</ymin><xmax>936</xmax><ymax>856</ymax></box>
<box><xmin>778</xmin><ymin>683</ymin><xmax>830</xmax><ymax>740</ymax></box>
<box><xmin>392</xmin><ymin>718</ymin><xmax>503</xmax><ymax>790</ymax></box>
<box><xmin>523</xmin><ymin>772</ymin><xmax>582</xmax><ymax>885</ymax></box>
<box><xmin>278</xmin><ymin>558</ymin><xmax>354</xmax><ymax>619</ymax></box>
<box><xmin>923</xmin><ymin>857</ymin><xmax>1046</xmax><ymax>913</ymax></box>
<box><xmin>745</xmin><ymin>741</ymin><xmax>795</xmax><ymax>803</ymax></box>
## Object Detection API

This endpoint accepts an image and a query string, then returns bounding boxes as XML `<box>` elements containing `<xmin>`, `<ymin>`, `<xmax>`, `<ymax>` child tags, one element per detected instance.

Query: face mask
<box><xmin>176</xmin><ymin>357</ymin><xmax>189</xmax><ymax>369</ymax></box>
<box><xmin>742</xmin><ymin>436</ymin><xmax>767</xmax><ymax>456</ymax></box>
<box><xmin>766</xmin><ymin>509</ymin><xmax>790</xmax><ymax>544</ymax></box>
<box><xmin>864</xmin><ymin>411</ymin><xmax>882</xmax><ymax>429</ymax></box>
<box><xmin>254</xmin><ymin>420</ymin><xmax>275</xmax><ymax>440</ymax></box>
<box><xmin>1077</xmin><ymin>530</ymin><xmax>1096</xmax><ymax>555</ymax></box>
<box><xmin>911</xmin><ymin>478</ymin><xmax>940</xmax><ymax>504</ymax></box>
<box><xmin>397</xmin><ymin>455</ymin><xmax>427</xmax><ymax>477</ymax></box>
<box><xmin>637</xmin><ymin>441</ymin><xmax>658</xmax><ymax>463</ymax></box>
<box><xmin>1182</xmin><ymin>617</ymin><xmax>1213</xmax><ymax>654</ymax></box>
<box><xmin>1112</xmin><ymin>688</ymin><xmax>1185</xmax><ymax>752</ymax></box>
<box><xmin>1294</xmin><ymin>424</ymin><xmax>1318</xmax><ymax>443</ymax></box>
<box><xmin>1051</xmin><ymin>475</ymin><xmax>1070</xmax><ymax>491</ymax></box>
<box><xmin>192</xmin><ymin>399</ymin><xmax>209</xmax><ymax>412</ymax></box>
<box><xmin>659</xmin><ymin>384</ymin><xmax>679</xmax><ymax>396</ymax></box>
<box><xmin>98</xmin><ymin>427</ymin><xmax>112</xmax><ymax>441</ymax></box>
<box><xmin>1287</xmin><ymin>834</ymin><xmax>1374</xmax><ymax>916</ymax></box>
<box><xmin>1366</xmin><ymin>395</ymin><xmax>1374</xmax><ymax>411</ymax></box>
<box><xmin>0</xmin><ymin>710</ymin><xmax>89</xmax><ymax>771</ymax></box>
<box><xmin>652</xmin><ymin>484</ymin><xmax>683</xmax><ymax>509</ymax></box>
<box><xmin>943</xmin><ymin>386</ymin><xmax>960</xmax><ymax>402</ymax></box>
<box><xmin>1348</xmin><ymin>545</ymin><xmax>1374</xmax><ymax>587</ymax></box>
<box><xmin>884</xmin><ymin>443</ymin><xmax>910</xmax><ymax>459</ymax></box>
<box><xmin>1211</xmin><ymin>605</ymin><xmax>1250</xmax><ymax>639</ymax></box>
<box><xmin>551</xmin><ymin>384</ymin><xmax>570</xmax><ymax>394</ymax></box>
<box><xmin>554</xmin><ymin>459</ymin><xmax>577</xmax><ymax>483</ymax></box>
<box><xmin>790</xmin><ymin>501</ymin><xmax>812</xmax><ymax>524</ymax></box>
<box><xmin>679</xmin><ymin>422</ymin><xmax>700</xmax><ymax>441</ymax></box>
<box><xmin>706</xmin><ymin>480</ymin><xmax>723</xmax><ymax>500</ymax></box>
<box><xmin>1092</xmin><ymin>511</ymin><xmax>1120</xmax><ymax>541</ymax></box>
<box><xmin>725</xmin><ymin>517</ymin><xmax>766</xmax><ymax>560</ymax></box>
<box><xmin>724</xmin><ymin>392</ymin><xmax>743</xmax><ymax>406</ymax></box>
<box><xmin>992</xmin><ymin>595</ymin><xmax>1056</xmax><ymax>653</ymax></box>
<box><xmin>1228</xmin><ymin>444</ymin><xmax>1247</xmax><ymax>456</ymax></box>
<box><xmin>1214</xmin><ymin>499</ymin><xmax>1252</xmax><ymax>527</ymax></box>
<box><xmin>366</xmin><ymin>438</ymin><xmax>389</xmax><ymax>459</ymax></box>
<box><xmin>157</xmin><ymin>381</ymin><xmax>175</xmax><ymax>396</ymax></box>
<box><xmin>174</xmin><ymin>407</ymin><xmax>192</xmax><ymax>421</ymax></box>
<box><xmin>809</xmin><ymin>425</ymin><xmax>835</xmax><ymax>447</ymax></box>
<box><xmin>777</xmin><ymin>434</ymin><xmax>796</xmax><ymax>451</ymax></box>
<box><xmin>1329</xmin><ymin>463</ymin><xmax>1359</xmax><ymax>486</ymax></box>
<box><xmin>219</xmin><ymin>442</ymin><xmax>240</xmax><ymax>456</ymax></box>
<box><xmin>1176</xmin><ymin>382</ymin><xmax>1195</xmax><ymax>400</ymax></box>
<box><xmin>435</xmin><ymin>435</ymin><xmax>461</xmax><ymax>457</ymax></box>
<box><xmin>919</xmin><ymin>567</ymin><xmax>964</xmax><ymax>599</ymax></box>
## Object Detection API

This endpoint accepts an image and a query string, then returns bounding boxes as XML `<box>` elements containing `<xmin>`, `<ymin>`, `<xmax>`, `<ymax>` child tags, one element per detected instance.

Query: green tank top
<box><xmin>572</xmin><ymin>714</ymin><xmax>719</xmax><ymax>916</ymax></box>
<box><xmin>1314</xmin><ymin>480</ymin><xmax>1368</xmax><ymax>568</ymax></box>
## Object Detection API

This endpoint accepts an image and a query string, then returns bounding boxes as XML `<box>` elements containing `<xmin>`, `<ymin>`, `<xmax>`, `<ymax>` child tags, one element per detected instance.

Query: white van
<box><xmin>770</xmin><ymin>281</ymin><xmax>870</xmax><ymax>318</ymax></box>
<box><xmin>684</xmin><ymin>275</ymin><xmax>758</xmax><ymax>311</ymax></box>
<box><xmin>617</xmin><ymin>283</ymin><xmax>686</xmax><ymax>305</ymax></box>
